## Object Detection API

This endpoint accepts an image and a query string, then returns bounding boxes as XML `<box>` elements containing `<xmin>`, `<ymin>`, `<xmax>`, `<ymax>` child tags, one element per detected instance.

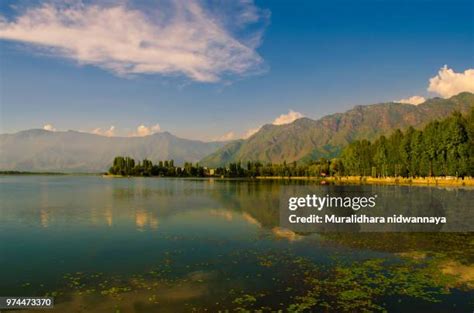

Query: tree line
<box><xmin>108</xmin><ymin>158</ymin><xmax>207</xmax><ymax>177</ymax></box>
<box><xmin>108</xmin><ymin>109</ymin><xmax>473</xmax><ymax>178</ymax></box>
<box><xmin>339</xmin><ymin>109</ymin><xmax>474</xmax><ymax>177</ymax></box>
<box><xmin>107</xmin><ymin>156</ymin><xmax>338</xmax><ymax>178</ymax></box>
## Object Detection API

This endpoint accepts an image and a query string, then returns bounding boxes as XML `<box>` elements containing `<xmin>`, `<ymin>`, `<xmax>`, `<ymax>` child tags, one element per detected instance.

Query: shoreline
<box><xmin>256</xmin><ymin>176</ymin><xmax>474</xmax><ymax>187</ymax></box>
<box><xmin>102</xmin><ymin>174</ymin><xmax>474</xmax><ymax>187</ymax></box>
<box><xmin>3</xmin><ymin>172</ymin><xmax>473</xmax><ymax>187</ymax></box>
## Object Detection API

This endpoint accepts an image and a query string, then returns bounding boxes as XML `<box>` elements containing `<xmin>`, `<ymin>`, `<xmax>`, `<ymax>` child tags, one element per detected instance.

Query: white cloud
<box><xmin>242</xmin><ymin>126</ymin><xmax>261</xmax><ymax>138</ymax></box>
<box><xmin>224</xmin><ymin>110</ymin><xmax>303</xmax><ymax>141</ymax></box>
<box><xmin>0</xmin><ymin>1</ymin><xmax>268</xmax><ymax>82</ymax></box>
<box><xmin>272</xmin><ymin>110</ymin><xmax>304</xmax><ymax>125</ymax></box>
<box><xmin>43</xmin><ymin>124</ymin><xmax>56</xmax><ymax>131</ymax></box>
<box><xmin>397</xmin><ymin>95</ymin><xmax>426</xmax><ymax>105</ymax></box>
<box><xmin>92</xmin><ymin>125</ymin><xmax>115</xmax><ymax>137</ymax></box>
<box><xmin>131</xmin><ymin>124</ymin><xmax>161</xmax><ymax>137</ymax></box>
<box><xmin>215</xmin><ymin>131</ymin><xmax>236</xmax><ymax>141</ymax></box>
<box><xmin>428</xmin><ymin>65</ymin><xmax>474</xmax><ymax>98</ymax></box>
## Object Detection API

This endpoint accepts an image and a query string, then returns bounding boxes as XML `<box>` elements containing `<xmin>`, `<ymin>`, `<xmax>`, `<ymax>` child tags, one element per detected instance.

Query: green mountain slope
<box><xmin>201</xmin><ymin>92</ymin><xmax>474</xmax><ymax>167</ymax></box>
<box><xmin>0</xmin><ymin>130</ymin><xmax>226</xmax><ymax>172</ymax></box>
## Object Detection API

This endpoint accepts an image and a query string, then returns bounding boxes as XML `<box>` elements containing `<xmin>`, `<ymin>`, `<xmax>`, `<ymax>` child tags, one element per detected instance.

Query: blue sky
<box><xmin>0</xmin><ymin>0</ymin><xmax>473</xmax><ymax>140</ymax></box>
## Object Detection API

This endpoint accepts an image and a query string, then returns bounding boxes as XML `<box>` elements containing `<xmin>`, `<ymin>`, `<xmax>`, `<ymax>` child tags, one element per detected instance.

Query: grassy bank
<box><xmin>256</xmin><ymin>175</ymin><xmax>474</xmax><ymax>187</ymax></box>
<box><xmin>102</xmin><ymin>174</ymin><xmax>125</xmax><ymax>178</ymax></box>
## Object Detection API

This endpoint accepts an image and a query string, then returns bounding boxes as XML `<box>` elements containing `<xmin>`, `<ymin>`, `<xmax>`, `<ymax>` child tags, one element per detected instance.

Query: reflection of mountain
<box><xmin>202</xmin><ymin>92</ymin><xmax>474</xmax><ymax>166</ymax></box>
<box><xmin>208</xmin><ymin>180</ymin><xmax>282</xmax><ymax>228</ymax></box>
<box><xmin>209</xmin><ymin>182</ymin><xmax>473</xmax><ymax>232</ymax></box>
<box><xmin>0</xmin><ymin>130</ymin><xmax>226</xmax><ymax>172</ymax></box>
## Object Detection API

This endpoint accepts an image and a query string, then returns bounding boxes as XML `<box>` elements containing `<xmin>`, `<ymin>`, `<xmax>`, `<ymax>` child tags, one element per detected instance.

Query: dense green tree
<box><xmin>339</xmin><ymin>111</ymin><xmax>473</xmax><ymax>178</ymax></box>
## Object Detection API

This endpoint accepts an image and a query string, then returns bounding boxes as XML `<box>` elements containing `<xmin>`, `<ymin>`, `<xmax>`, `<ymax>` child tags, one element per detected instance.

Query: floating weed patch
<box><xmin>284</xmin><ymin>256</ymin><xmax>465</xmax><ymax>312</ymax></box>
<box><xmin>29</xmin><ymin>247</ymin><xmax>473</xmax><ymax>312</ymax></box>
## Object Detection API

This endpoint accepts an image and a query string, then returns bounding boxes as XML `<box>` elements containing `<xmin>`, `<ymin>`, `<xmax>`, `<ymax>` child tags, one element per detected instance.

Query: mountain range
<box><xmin>0</xmin><ymin>130</ymin><xmax>225</xmax><ymax>172</ymax></box>
<box><xmin>200</xmin><ymin>92</ymin><xmax>474</xmax><ymax>167</ymax></box>
<box><xmin>1</xmin><ymin>92</ymin><xmax>473</xmax><ymax>172</ymax></box>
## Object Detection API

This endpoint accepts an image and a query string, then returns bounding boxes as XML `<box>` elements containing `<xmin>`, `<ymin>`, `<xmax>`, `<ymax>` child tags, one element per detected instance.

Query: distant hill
<box><xmin>200</xmin><ymin>92</ymin><xmax>474</xmax><ymax>167</ymax></box>
<box><xmin>0</xmin><ymin>130</ymin><xmax>226</xmax><ymax>172</ymax></box>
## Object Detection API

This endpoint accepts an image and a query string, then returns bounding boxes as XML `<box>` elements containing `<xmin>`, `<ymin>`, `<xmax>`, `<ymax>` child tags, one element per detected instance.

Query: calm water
<box><xmin>0</xmin><ymin>176</ymin><xmax>473</xmax><ymax>312</ymax></box>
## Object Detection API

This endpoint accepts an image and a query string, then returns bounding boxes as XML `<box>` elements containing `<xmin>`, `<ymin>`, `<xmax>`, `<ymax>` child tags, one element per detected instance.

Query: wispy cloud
<box><xmin>397</xmin><ymin>95</ymin><xmax>426</xmax><ymax>105</ymax></box>
<box><xmin>43</xmin><ymin>124</ymin><xmax>56</xmax><ymax>131</ymax></box>
<box><xmin>92</xmin><ymin>125</ymin><xmax>115</xmax><ymax>137</ymax></box>
<box><xmin>428</xmin><ymin>65</ymin><xmax>474</xmax><ymax>98</ymax></box>
<box><xmin>88</xmin><ymin>124</ymin><xmax>160</xmax><ymax>137</ymax></box>
<box><xmin>272</xmin><ymin>110</ymin><xmax>304</xmax><ymax>125</ymax></box>
<box><xmin>229</xmin><ymin>110</ymin><xmax>304</xmax><ymax>140</ymax></box>
<box><xmin>215</xmin><ymin>131</ymin><xmax>236</xmax><ymax>141</ymax></box>
<box><xmin>130</xmin><ymin>124</ymin><xmax>161</xmax><ymax>137</ymax></box>
<box><xmin>0</xmin><ymin>0</ymin><xmax>269</xmax><ymax>82</ymax></box>
<box><xmin>242</xmin><ymin>126</ymin><xmax>261</xmax><ymax>138</ymax></box>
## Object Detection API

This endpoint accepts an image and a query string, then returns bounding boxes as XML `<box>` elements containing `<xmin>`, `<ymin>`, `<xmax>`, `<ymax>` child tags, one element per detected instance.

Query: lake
<box><xmin>0</xmin><ymin>175</ymin><xmax>473</xmax><ymax>312</ymax></box>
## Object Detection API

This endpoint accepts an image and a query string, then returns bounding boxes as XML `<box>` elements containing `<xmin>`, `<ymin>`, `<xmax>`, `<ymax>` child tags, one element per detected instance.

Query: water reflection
<box><xmin>271</xmin><ymin>227</ymin><xmax>302</xmax><ymax>241</ymax></box>
<box><xmin>208</xmin><ymin>209</ymin><xmax>234</xmax><ymax>221</ymax></box>
<box><xmin>40</xmin><ymin>183</ymin><xmax>50</xmax><ymax>228</ymax></box>
<box><xmin>135</xmin><ymin>209</ymin><xmax>159</xmax><ymax>231</ymax></box>
<box><xmin>40</xmin><ymin>208</ymin><xmax>49</xmax><ymax>228</ymax></box>
<box><xmin>0</xmin><ymin>176</ymin><xmax>473</xmax><ymax>312</ymax></box>
<box><xmin>104</xmin><ymin>207</ymin><xmax>113</xmax><ymax>227</ymax></box>
<box><xmin>241</xmin><ymin>212</ymin><xmax>261</xmax><ymax>228</ymax></box>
